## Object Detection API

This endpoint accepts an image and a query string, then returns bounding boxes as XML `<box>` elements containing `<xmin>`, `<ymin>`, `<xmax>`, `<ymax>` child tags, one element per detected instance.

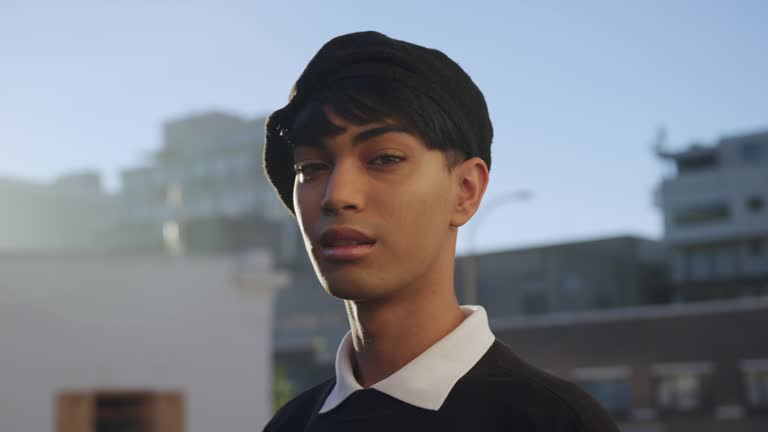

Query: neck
<box><xmin>345</xmin><ymin>270</ymin><xmax>465</xmax><ymax>388</ymax></box>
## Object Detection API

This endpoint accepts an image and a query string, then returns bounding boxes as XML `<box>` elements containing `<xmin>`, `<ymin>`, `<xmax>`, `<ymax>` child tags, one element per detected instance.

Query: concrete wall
<box><xmin>0</xmin><ymin>252</ymin><xmax>285</xmax><ymax>432</ymax></box>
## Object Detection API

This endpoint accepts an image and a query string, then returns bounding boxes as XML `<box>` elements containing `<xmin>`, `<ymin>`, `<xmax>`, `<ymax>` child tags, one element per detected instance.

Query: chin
<box><xmin>323</xmin><ymin>282</ymin><xmax>377</xmax><ymax>302</ymax></box>
<box><xmin>320</xmin><ymin>276</ymin><xmax>391</xmax><ymax>302</ymax></box>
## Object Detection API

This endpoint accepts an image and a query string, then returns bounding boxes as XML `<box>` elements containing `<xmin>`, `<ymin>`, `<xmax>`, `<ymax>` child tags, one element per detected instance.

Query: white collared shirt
<box><xmin>319</xmin><ymin>305</ymin><xmax>496</xmax><ymax>414</ymax></box>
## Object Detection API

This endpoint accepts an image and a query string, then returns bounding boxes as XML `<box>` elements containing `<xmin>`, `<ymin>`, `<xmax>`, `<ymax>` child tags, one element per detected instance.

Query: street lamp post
<box><xmin>462</xmin><ymin>190</ymin><xmax>533</xmax><ymax>305</ymax></box>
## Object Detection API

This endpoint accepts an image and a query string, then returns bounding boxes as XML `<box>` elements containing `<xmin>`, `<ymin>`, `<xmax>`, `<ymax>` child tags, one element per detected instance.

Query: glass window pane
<box><xmin>745</xmin><ymin>370</ymin><xmax>768</xmax><ymax>408</ymax></box>
<box><xmin>578</xmin><ymin>379</ymin><xmax>631</xmax><ymax>415</ymax></box>
<box><xmin>656</xmin><ymin>373</ymin><xmax>702</xmax><ymax>413</ymax></box>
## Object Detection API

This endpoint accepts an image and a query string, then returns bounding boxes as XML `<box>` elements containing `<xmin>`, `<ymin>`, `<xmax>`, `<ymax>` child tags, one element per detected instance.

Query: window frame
<box><xmin>741</xmin><ymin>358</ymin><xmax>768</xmax><ymax>414</ymax></box>
<box><xmin>651</xmin><ymin>362</ymin><xmax>715</xmax><ymax>417</ymax></box>
<box><xmin>571</xmin><ymin>366</ymin><xmax>633</xmax><ymax>419</ymax></box>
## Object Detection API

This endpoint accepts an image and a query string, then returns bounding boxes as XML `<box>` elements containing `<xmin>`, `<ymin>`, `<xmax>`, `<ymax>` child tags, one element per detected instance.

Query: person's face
<box><xmin>292</xmin><ymin>111</ymin><xmax>460</xmax><ymax>302</ymax></box>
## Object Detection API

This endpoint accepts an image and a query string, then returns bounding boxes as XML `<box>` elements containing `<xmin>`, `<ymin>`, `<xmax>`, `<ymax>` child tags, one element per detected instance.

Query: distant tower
<box><xmin>652</xmin><ymin>125</ymin><xmax>668</xmax><ymax>155</ymax></box>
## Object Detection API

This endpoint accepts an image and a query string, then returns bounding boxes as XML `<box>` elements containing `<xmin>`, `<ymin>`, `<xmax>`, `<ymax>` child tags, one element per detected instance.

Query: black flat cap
<box><xmin>263</xmin><ymin>31</ymin><xmax>493</xmax><ymax>214</ymax></box>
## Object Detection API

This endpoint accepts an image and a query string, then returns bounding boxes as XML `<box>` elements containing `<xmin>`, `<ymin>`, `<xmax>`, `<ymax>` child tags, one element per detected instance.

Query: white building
<box><xmin>657</xmin><ymin>130</ymin><xmax>768</xmax><ymax>284</ymax></box>
<box><xmin>0</xmin><ymin>251</ymin><xmax>287</xmax><ymax>432</ymax></box>
<box><xmin>0</xmin><ymin>172</ymin><xmax>126</xmax><ymax>253</ymax></box>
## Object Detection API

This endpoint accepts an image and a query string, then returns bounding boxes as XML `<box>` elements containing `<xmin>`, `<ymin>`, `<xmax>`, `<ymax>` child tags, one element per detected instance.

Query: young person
<box><xmin>262</xmin><ymin>31</ymin><xmax>619</xmax><ymax>432</ymax></box>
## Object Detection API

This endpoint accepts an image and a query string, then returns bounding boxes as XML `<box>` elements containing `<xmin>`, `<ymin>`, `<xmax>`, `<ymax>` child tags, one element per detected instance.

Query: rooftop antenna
<box><xmin>652</xmin><ymin>125</ymin><xmax>668</xmax><ymax>156</ymax></box>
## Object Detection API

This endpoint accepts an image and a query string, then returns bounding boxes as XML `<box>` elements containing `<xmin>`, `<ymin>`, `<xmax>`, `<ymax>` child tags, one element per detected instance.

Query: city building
<box><xmin>493</xmin><ymin>297</ymin><xmax>768</xmax><ymax>432</ymax></box>
<box><xmin>0</xmin><ymin>251</ymin><xmax>287</xmax><ymax>432</ymax></box>
<box><xmin>656</xmin><ymin>129</ymin><xmax>768</xmax><ymax>300</ymax></box>
<box><xmin>454</xmin><ymin>236</ymin><xmax>668</xmax><ymax>317</ymax></box>
<box><xmin>118</xmin><ymin>111</ymin><xmax>297</xmax><ymax>260</ymax></box>
<box><xmin>0</xmin><ymin>171</ymin><xmax>127</xmax><ymax>253</ymax></box>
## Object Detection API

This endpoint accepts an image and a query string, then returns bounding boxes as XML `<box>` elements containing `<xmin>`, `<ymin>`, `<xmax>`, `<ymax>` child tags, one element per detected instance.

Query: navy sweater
<box><xmin>264</xmin><ymin>340</ymin><xmax>619</xmax><ymax>432</ymax></box>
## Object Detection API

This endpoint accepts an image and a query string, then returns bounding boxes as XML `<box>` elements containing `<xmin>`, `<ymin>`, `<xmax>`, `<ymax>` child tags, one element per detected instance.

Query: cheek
<box><xmin>380</xmin><ymin>174</ymin><xmax>453</xmax><ymax>250</ymax></box>
<box><xmin>293</xmin><ymin>181</ymin><xmax>319</xmax><ymax>234</ymax></box>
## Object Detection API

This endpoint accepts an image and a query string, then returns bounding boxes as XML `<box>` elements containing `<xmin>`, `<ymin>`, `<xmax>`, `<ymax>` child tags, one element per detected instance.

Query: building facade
<box><xmin>493</xmin><ymin>298</ymin><xmax>768</xmax><ymax>432</ymax></box>
<box><xmin>454</xmin><ymin>236</ymin><xmax>668</xmax><ymax>317</ymax></box>
<box><xmin>118</xmin><ymin>111</ymin><xmax>297</xmax><ymax>259</ymax></box>
<box><xmin>657</xmin><ymin>130</ymin><xmax>768</xmax><ymax>299</ymax></box>
<box><xmin>0</xmin><ymin>172</ymin><xmax>126</xmax><ymax>253</ymax></box>
<box><xmin>0</xmin><ymin>251</ymin><xmax>286</xmax><ymax>432</ymax></box>
<box><xmin>273</xmin><ymin>295</ymin><xmax>768</xmax><ymax>432</ymax></box>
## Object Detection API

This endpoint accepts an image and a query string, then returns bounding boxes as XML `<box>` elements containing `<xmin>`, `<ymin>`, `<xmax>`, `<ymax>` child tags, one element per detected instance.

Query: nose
<box><xmin>321</xmin><ymin>160</ymin><xmax>364</xmax><ymax>215</ymax></box>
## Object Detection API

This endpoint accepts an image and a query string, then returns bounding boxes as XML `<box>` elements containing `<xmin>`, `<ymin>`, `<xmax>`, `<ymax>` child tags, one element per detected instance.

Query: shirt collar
<box><xmin>319</xmin><ymin>305</ymin><xmax>496</xmax><ymax>414</ymax></box>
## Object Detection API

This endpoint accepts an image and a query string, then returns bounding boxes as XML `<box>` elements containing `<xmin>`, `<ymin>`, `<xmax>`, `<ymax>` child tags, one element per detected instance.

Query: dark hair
<box><xmin>287</xmin><ymin>77</ymin><xmax>468</xmax><ymax>167</ymax></box>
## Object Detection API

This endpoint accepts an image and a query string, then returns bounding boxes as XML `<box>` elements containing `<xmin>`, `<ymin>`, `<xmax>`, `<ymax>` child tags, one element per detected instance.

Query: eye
<box><xmin>369</xmin><ymin>154</ymin><xmax>406</xmax><ymax>166</ymax></box>
<box><xmin>294</xmin><ymin>161</ymin><xmax>329</xmax><ymax>182</ymax></box>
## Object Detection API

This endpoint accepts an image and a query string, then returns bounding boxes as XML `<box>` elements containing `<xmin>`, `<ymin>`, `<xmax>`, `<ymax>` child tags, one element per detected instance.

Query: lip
<box><xmin>318</xmin><ymin>226</ymin><xmax>376</xmax><ymax>261</ymax></box>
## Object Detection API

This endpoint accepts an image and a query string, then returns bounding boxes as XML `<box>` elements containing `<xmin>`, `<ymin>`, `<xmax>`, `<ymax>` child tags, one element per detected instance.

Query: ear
<box><xmin>450</xmin><ymin>157</ymin><xmax>489</xmax><ymax>227</ymax></box>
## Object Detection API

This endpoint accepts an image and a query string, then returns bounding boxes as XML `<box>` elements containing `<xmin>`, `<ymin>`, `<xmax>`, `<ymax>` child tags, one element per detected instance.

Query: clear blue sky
<box><xmin>2</xmin><ymin>0</ymin><xmax>766</xmax><ymax>254</ymax></box>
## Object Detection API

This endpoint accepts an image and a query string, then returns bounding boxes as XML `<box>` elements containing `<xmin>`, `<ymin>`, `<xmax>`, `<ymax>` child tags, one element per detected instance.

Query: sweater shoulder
<box><xmin>456</xmin><ymin>340</ymin><xmax>620</xmax><ymax>432</ymax></box>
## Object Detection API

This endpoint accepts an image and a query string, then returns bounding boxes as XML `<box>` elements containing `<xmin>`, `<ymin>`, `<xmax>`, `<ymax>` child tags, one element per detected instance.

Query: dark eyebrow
<box><xmin>293</xmin><ymin>125</ymin><xmax>412</xmax><ymax>152</ymax></box>
<box><xmin>351</xmin><ymin>125</ymin><xmax>412</xmax><ymax>145</ymax></box>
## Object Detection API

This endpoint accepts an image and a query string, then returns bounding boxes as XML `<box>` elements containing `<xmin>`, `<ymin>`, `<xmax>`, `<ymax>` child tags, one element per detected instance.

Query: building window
<box><xmin>95</xmin><ymin>393</ymin><xmax>149</xmax><ymax>431</ymax></box>
<box><xmin>740</xmin><ymin>141</ymin><xmax>763</xmax><ymax>163</ymax></box>
<box><xmin>653</xmin><ymin>362</ymin><xmax>713</xmax><ymax>415</ymax></box>
<box><xmin>748</xmin><ymin>239</ymin><xmax>765</xmax><ymax>257</ymax></box>
<box><xmin>521</xmin><ymin>290</ymin><xmax>549</xmax><ymax>315</ymax></box>
<box><xmin>56</xmin><ymin>390</ymin><xmax>184</xmax><ymax>432</ymax></box>
<box><xmin>745</xmin><ymin>371</ymin><xmax>768</xmax><ymax>410</ymax></box>
<box><xmin>713</xmin><ymin>246</ymin><xmax>740</xmax><ymax>278</ymax></box>
<box><xmin>572</xmin><ymin>367</ymin><xmax>632</xmax><ymax>418</ymax></box>
<box><xmin>747</xmin><ymin>196</ymin><xmax>764</xmax><ymax>213</ymax></box>
<box><xmin>562</xmin><ymin>274</ymin><xmax>588</xmax><ymax>309</ymax></box>
<box><xmin>657</xmin><ymin>374</ymin><xmax>701</xmax><ymax>412</ymax></box>
<box><xmin>579</xmin><ymin>380</ymin><xmax>632</xmax><ymax>417</ymax></box>
<box><xmin>742</xmin><ymin>359</ymin><xmax>768</xmax><ymax>412</ymax></box>
<box><xmin>675</xmin><ymin>203</ymin><xmax>730</xmax><ymax>226</ymax></box>
<box><xmin>683</xmin><ymin>245</ymin><xmax>743</xmax><ymax>281</ymax></box>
